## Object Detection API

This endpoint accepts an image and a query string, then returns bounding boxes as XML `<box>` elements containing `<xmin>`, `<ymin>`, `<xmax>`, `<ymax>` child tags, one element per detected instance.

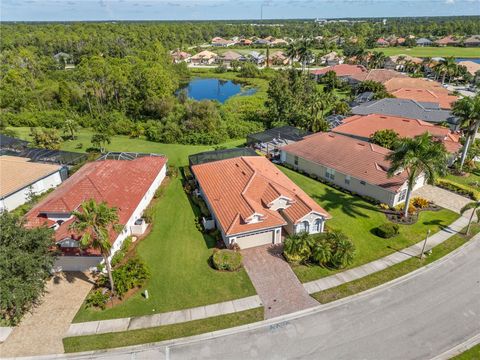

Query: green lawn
<box><xmin>452</xmin><ymin>343</ymin><xmax>480</xmax><ymax>360</ymax></box>
<box><xmin>312</xmin><ymin>223</ymin><xmax>480</xmax><ymax>304</ymax></box>
<box><xmin>64</xmin><ymin>307</ymin><xmax>263</xmax><ymax>353</ymax></box>
<box><xmin>73</xmin><ymin>176</ymin><xmax>255</xmax><ymax>322</ymax></box>
<box><xmin>370</xmin><ymin>46</ymin><xmax>480</xmax><ymax>58</ymax></box>
<box><xmin>9</xmin><ymin>127</ymin><xmax>244</xmax><ymax>167</ymax></box>
<box><xmin>279</xmin><ymin>167</ymin><xmax>460</xmax><ymax>283</ymax></box>
<box><xmin>444</xmin><ymin>169</ymin><xmax>480</xmax><ymax>190</ymax></box>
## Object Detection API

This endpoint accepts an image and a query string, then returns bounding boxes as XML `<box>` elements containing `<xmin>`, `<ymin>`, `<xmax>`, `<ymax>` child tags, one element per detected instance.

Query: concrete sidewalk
<box><xmin>303</xmin><ymin>216</ymin><xmax>469</xmax><ymax>294</ymax></box>
<box><xmin>66</xmin><ymin>295</ymin><xmax>262</xmax><ymax>337</ymax></box>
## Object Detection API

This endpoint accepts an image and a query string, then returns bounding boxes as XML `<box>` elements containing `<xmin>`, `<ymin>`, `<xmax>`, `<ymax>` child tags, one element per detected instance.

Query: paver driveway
<box><xmin>0</xmin><ymin>272</ymin><xmax>94</xmax><ymax>357</ymax></box>
<box><xmin>241</xmin><ymin>245</ymin><xmax>318</xmax><ymax>319</ymax></box>
<box><xmin>413</xmin><ymin>184</ymin><xmax>472</xmax><ymax>215</ymax></box>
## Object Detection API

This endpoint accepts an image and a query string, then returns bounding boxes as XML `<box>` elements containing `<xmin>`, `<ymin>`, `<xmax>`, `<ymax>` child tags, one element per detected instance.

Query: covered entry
<box><xmin>235</xmin><ymin>229</ymin><xmax>275</xmax><ymax>249</ymax></box>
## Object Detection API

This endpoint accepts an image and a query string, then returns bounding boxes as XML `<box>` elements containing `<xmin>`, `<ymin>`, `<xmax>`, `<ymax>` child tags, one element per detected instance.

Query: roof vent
<box><xmin>380</xmin><ymin>116</ymin><xmax>387</xmax><ymax>119</ymax></box>
<box><xmin>402</xmin><ymin>119</ymin><xmax>410</xmax><ymax>122</ymax></box>
<box><xmin>357</xmin><ymin>142</ymin><xmax>365</xmax><ymax>147</ymax></box>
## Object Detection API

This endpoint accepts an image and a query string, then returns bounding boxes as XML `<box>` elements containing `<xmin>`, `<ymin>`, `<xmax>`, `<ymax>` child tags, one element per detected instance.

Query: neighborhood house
<box><xmin>25</xmin><ymin>154</ymin><xmax>167</xmax><ymax>271</ymax></box>
<box><xmin>192</xmin><ymin>156</ymin><xmax>331</xmax><ymax>249</ymax></box>
<box><xmin>280</xmin><ymin>132</ymin><xmax>425</xmax><ymax>207</ymax></box>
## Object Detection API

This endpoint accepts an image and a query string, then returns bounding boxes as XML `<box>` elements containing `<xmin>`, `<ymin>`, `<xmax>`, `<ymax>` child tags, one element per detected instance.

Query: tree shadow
<box><xmin>313</xmin><ymin>187</ymin><xmax>379</xmax><ymax>219</ymax></box>
<box><xmin>386</xmin><ymin>245</ymin><xmax>418</xmax><ymax>259</ymax></box>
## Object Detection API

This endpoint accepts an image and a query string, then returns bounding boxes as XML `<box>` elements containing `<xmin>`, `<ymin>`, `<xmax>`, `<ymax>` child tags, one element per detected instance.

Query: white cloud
<box><xmin>445</xmin><ymin>0</ymin><xmax>455</xmax><ymax>4</ymax></box>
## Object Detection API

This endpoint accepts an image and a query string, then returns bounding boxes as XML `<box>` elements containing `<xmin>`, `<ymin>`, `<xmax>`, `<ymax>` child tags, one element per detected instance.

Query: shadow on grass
<box><xmin>313</xmin><ymin>187</ymin><xmax>379</xmax><ymax>219</ymax></box>
<box><xmin>386</xmin><ymin>245</ymin><xmax>419</xmax><ymax>259</ymax></box>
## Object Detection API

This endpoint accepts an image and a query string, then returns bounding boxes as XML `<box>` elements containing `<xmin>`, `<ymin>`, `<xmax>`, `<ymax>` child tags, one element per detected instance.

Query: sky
<box><xmin>1</xmin><ymin>0</ymin><xmax>479</xmax><ymax>22</ymax></box>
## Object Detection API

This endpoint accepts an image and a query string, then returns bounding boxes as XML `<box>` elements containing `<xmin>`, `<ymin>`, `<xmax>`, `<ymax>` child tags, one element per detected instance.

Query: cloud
<box><xmin>445</xmin><ymin>0</ymin><xmax>455</xmax><ymax>3</ymax></box>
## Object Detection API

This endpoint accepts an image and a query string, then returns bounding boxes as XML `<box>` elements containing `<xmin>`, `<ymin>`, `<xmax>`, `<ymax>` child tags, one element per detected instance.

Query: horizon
<box><xmin>1</xmin><ymin>0</ymin><xmax>479</xmax><ymax>22</ymax></box>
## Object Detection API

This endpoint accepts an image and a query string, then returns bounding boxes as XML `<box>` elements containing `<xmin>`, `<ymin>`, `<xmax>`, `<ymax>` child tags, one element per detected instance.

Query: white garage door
<box><xmin>235</xmin><ymin>230</ymin><xmax>274</xmax><ymax>249</ymax></box>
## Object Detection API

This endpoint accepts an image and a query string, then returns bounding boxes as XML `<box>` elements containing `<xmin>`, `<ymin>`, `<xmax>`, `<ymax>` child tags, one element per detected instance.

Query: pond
<box><xmin>455</xmin><ymin>58</ymin><xmax>480</xmax><ymax>64</ymax></box>
<box><xmin>179</xmin><ymin>78</ymin><xmax>257</xmax><ymax>103</ymax></box>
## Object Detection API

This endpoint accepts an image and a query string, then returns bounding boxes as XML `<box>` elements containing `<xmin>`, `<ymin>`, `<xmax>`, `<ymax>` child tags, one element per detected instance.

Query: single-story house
<box><xmin>320</xmin><ymin>51</ymin><xmax>344</xmax><ymax>66</ymax></box>
<box><xmin>211</xmin><ymin>37</ymin><xmax>236</xmax><ymax>47</ymax></box>
<box><xmin>376</xmin><ymin>38</ymin><xmax>389</xmax><ymax>47</ymax></box>
<box><xmin>332</xmin><ymin>114</ymin><xmax>461</xmax><ymax>155</ymax></box>
<box><xmin>349</xmin><ymin>69</ymin><xmax>407</xmax><ymax>84</ymax></box>
<box><xmin>464</xmin><ymin>35</ymin><xmax>480</xmax><ymax>47</ymax></box>
<box><xmin>435</xmin><ymin>36</ymin><xmax>460</xmax><ymax>47</ymax></box>
<box><xmin>384</xmin><ymin>77</ymin><xmax>447</xmax><ymax>92</ymax></box>
<box><xmin>248</xmin><ymin>51</ymin><xmax>266</xmax><ymax>65</ymax></box>
<box><xmin>458</xmin><ymin>61</ymin><xmax>480</xmax><ymax>76</ymax></box>
<box><xmin>190</xmin><ymin>50</ymin><xmax>218</xmax><ymax>65</ymax></box>
<box><xmin>0</xmin><ymin>156</ymin><xmax>66</xmax><ymax>211</ymax></box>
<box><xmin>310</xmin><ymin>64</ymin><xmax>367</xmax><ymax>81</ymax></box>
<box><xmin>192</xmin><ymin>156</ymin><xmax>331</xmax><ymax>249</ymax></box>
<box><xmin>270</xmin><ymin>38</ymin><xmax>288</xmax><ymax>46</ymax></box>
<box><xmin>238</xmin><ymin>38</ymin><xmax>253</xmax><ymax>46</ymax></box>
<box><xmin>254</xmin><ymin>38</ymin><xmax>271</xmax><ymax>46</ymax></box>
<box><xmin>25</xmin><ymin>154</ymin><xmax>167</xmax><ymax>271</ymax></box>
<box><xmin>351</xmin><ymin>98</ymin><xmax>459</xmax><ymax>128</ymax></box>
<box><xmin>170</xmin><ymin>50</ymin><xmax>191</xmax><ymax>63</ymax></box>
<box><xmin>391</xmin><ymin>88</ymin><xmax>458</xmax><ymax>110</ymax></box>
<box><xmin>218</xmin><ymin>50</ymin><xmax>244</xmax><ymax>65</ymax></box>
<box><xmin>383</xmin><ymin>55</ymin><xmax>423</xmax><ymax>71</ymax></box>
<box><xmin>269</xmin><ymin>51</ymin><xmax>289</xmax><ymax>66</ymax></box>
<box><xmin>416</xmin><ymin>38</ymin><xmax>433</xmax><ymax>47</ymax></box>
<box><xmin>280</xmin><ymin>132</ymin><xmax>425</xmax><ymax>207</ymax></box>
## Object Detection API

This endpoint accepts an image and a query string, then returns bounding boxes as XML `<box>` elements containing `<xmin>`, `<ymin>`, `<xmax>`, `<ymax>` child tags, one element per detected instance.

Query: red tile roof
<box><xmin>25</xmin><ymin>156</ymin><xmax>167</xmax><ymax>250</ymax></box>
<box><xmin>281</xmin><ymin>132</ymin><xmax>408</xmax><ymax>192</ymax></box>
<box><xmin>310</xmin><ymin>64</ymin><xmax>367</xmax><ymax>77</ymax></box>
<box><xmin>192</xmin><ymin>156</ymin><xmax>330</xmax><ymax>237</ymax></box>
<box><xmin>333</xmin><ymin>114</ymin><xmax>461</xmax><ymax>153</ymax></box>
<box><xmin>350</xmin><ymin>69</ymin><xmax>407</xmax><ymax>84</ymax></box>
<box><xmin>391</xmin><ymin>88</ymin><xmax>458</xmax><ymax>109</ymax></box>
<box><xmin>384</xmin><ymin>77</ymin><xmax>446</xmax><ymax>92</ymax></box>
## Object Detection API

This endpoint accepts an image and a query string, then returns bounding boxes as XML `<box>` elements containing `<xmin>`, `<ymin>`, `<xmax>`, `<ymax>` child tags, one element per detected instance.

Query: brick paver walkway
<box><xmin>241</xmin><ymin>245</ymin><xmax>318</xmax><ymax>319</ymax></box>
<box><xmin>0</xmin><ymin>272</ymin><xmax>94</xmax><ymax>357</ymax></box>
<box><xmin>413</xmin><ymin>185</ymin><xmax>472</xmax><ymax>215</ymax></box>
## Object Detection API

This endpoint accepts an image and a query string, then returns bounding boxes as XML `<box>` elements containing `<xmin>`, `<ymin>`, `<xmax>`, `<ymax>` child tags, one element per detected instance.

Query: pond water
<box><xmin>179</xmin><ymin>78</ymin><xmax>257</xmax><ymax>103</ymax></box>
<box><xmin>455</xmin><ymin>58</ymin><xmax>480</xmax><ymax>64</ymax></box>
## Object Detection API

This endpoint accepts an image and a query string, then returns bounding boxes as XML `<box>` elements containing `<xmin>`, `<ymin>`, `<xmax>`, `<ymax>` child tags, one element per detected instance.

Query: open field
<box><xmin>64</xmin><ymin>307</ymin><xmax>263</xmax><ymax>353</ymax></box>
<box><xmin>280</xmin><ymin>166</ymin><xmax>460</xmax><ymax>283</ymax></box>
<box><xmin>371</xmin><ymin>46</ymin><xmax>480</xmax><ymax>58</ymax></box>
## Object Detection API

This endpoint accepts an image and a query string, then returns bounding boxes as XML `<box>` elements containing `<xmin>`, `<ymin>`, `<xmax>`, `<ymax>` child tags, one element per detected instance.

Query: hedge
<box><xmin>436</xmin><ymin>179</ymin><xmax>479</xmax><ymax>200</ymax></box>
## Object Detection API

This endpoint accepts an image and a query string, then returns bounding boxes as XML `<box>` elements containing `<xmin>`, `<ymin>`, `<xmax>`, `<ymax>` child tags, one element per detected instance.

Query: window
<box><xmin>297</xmin><ymin>221</ymin><xmax>310</xmax><ymax>233</ymax></box>
<box><xmin>294</xmin><ymin>155</ymin><xmax>299</xmax><ymax>166</ymax></box>
<box><xmin>345</xmin><ymin>175</ymin><xmax>351</xmax><ymax>185</ymax></box>
<box><xmin>399</xmin><ymin>189</ymin><xmax>407</xmax><ymax>201</ymax></box>
<box><xmin>326</xmin><ymin>168</ymin><xmax>335</xmax><ymax>180</ymax></box>
<box><xmin>313</xmin><ymin>219</ymin><xmax>322</xmax><ymax>232</ymax></box>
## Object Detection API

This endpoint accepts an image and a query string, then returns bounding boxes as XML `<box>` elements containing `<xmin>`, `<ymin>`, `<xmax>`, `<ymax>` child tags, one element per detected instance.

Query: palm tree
<box><xmin>297</xmin><ymin>39</ymin><xmax>312</xmax><ymax>72</ymax></box>
<box><xmin>370</xmin><ymin>51</ymin><xmax>386</xmax><ymax>69</ymax></box>
<box><xmin>283</xmin><ymin>232</ymin><xmax>313</xmax><ymax>264</ymax></box>
<box><xmin>387</xmin><ymin>133</ymin><xmax>448</xmax><ymax>218</ymax></box>
<box><xmin>460</xmin><ymin>201</ymin><xmax>480</xmax><ymax>235</ymax></box>
<box><xmin>311</xmin><ymin>237</ymin><xmax>332</xmax><ymax>267</ymax></box>
<box><xmin>452</xmin><ymin>95</ymin><xmax>480</xmax><ymax>172</ymax></box>
<box><xmin>62</xmin><ymin>117</ymin><xmax>79</xmax><ymax>140</ymax></box>
<box><xmin>330</xmin><ymin>235</ymin><xmax>355</xmax><ymax>269</ymax></box>
<box><xmin>434</xmin><ymin>57</ymin><xmax>458</xmax><ymax>84</ymax></box>
<box><xmin>70</xmin><ymin>199</ymin><xmax>122</xmax><ymax>294</ymax></box>
<box><xmin>285</xmin><ymin>42</ymin><xmax>298</xmax><ymax>68</ymax></box>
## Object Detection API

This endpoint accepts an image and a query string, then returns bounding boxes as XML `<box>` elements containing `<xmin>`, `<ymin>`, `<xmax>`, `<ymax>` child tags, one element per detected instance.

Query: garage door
<box><xmin>235</xmin><ymin>230</ymin><xmax>274</xmax><ymax>249</ymax></box>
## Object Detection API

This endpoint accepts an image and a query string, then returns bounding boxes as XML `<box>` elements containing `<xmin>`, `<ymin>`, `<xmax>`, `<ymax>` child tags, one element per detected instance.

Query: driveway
<box><xmin>413</xmin><ymin>184</ymin><xmax>472</xmax><ymax>215</ymax></box>
<box><xmin>241</xmin><ymin>245</ymin><xmax>318</xmax><ymax>319</ymax></box>
<box><xmin>0</xmin><ymin>272</ymin><xmax>94</xmax><ymax>357</ymax></box>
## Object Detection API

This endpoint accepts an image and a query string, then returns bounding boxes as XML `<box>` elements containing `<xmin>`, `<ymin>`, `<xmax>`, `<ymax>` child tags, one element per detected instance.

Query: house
<box><xmin>396</xmin><ymin>37</ymin><xmax>406</xmax><ymax>45</ymax></box>
<box><xmin>247</xmin><ymin>126</ymin><xmax>311</xmax><ymax>158</ymax></box>
<box><xmin>464</xmin><ymin>35</ymin><xmax>480</xmax><ymax>47</ymax></box>
<box><xmin>280</xmin><ymin>132</ymin><xmax>424</xmax><ymax>207</ymax></box>
<box><xmin>270</xmin><ymin>38</ymin><xmax>288</xmax><ymax>46</ymax></box>
<box><xmin>248</xmin><ymin>51</ymin><xmax>266</xmax><ymax>65</ymax></box>
<box><xmin>435</xmin><ymin>36</ymin><xmax>460</xmax><ymax>47</ymax></box>
<box><xmin>458</xmin><ymin>60</ymin><xmax>480</xmax><ymax>76</ymax></box>
<box><xmin>332</xmin><ymin>114</ymin><xmax>461</xmax><ymax>155</ymax></box>
<box><xmin>190</xmin><ymin>50</ymin><xmax>218</xmax><ymax>65</ymax></box>
<box><xmin>191</xmin><ymin>156</ymin><xmax>331</xmax><ymax>249</ymax></box>
<box><xmin>25</xmin><ymin>154</ymin><xmax>167</xmax><ymax>271</ymax></box>
<box><xmin>349</xmin><ymin>69</ymin><xmax>407</xmax><ymax>84</ymax></box>
<box><xmin>238</xmin><ymin>38</ymin><xmax>253</xmax><ymax>46</ymax></box>
<box><xmin>383</xmin><ymin>55</ymin><xmax>422</xmax><ymax>71</ymax></box>
<box><xmin>211</xmin><ymin>37</ymin><xmax>236</xmax><ymax>47</ymax></box>
<box><xmin>391</xmin><ymin>88</ymin><xmax>458</xmax><ymax>110</ymax></box>
<box><xmin>351</xmin><ymin>98</ymin><xmax>459</xmax><ymax>128</ymax></box>
<box><xmin>0</xmin><ymin>156</ymin><xmax>66</xmax><ymax>211</ymax></box>
<box><xmin>376</xmin><ymin>38</ymin><xmax>389</xmax><ymax>47</ymax></box>
<box><xmin>320</xmin><ymin>51</ymin><xmax>344</xmax><ymax>66</ymax></box>
<box><xmin>269</xmin><ymin>51</ymin><xmax>289</xmax><ymax>66</ymax></box>
<box><xmin>219</xmin><ymin>50</ymin><xmax>244</xmax><ymax>65</ymax></box>
<box><xmin>254</xmin><ymin>38</ymin><xmax>271</xmax><ymax>46</ymax></box>
<box><xmin>170</xmin><ymin>50</ymin><xmax>191</xmax><ymax>63</ymax></box>
<box><xmin>384</xmin><ymin>77</ymin><xmax>447</xmax><ymax>92</ymax></box>
<box><xmin>310</xmin><ymin>64</ymin><xmax>367</xmax><ymax>81</ymax></box>
<box><xmin>416</xmin><ymin>38</ymin><xmax>433</xmax><ymax>47</ymax></box>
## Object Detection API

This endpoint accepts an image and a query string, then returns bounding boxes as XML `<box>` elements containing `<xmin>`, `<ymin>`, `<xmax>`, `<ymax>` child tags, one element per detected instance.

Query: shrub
<box><xmin>111</xmin><ymin>257</ymin><xmax>150</xmax><ymax>298</ymax></box>
<box><xmin>142</xmin><ymin>206</ymin><xmax>155</xmax><ymax>223</ymax></box>
<box><xmin>154</xmin><ymin>186</ymin><xmax>165</xmax><ymax>199</ymax></box>
<box><xmin>412</xmin><ymin>197</ymin><xmax>430</xmax><ymax>209</ymax></box>
<box><xmin>328</xmin><ymin>232</ymin><xmax>356</xmax><ymax>269</ymax></box>
<box><xmin>375</xmin><ymin>223</ymin><xmax>400</xmax><ymax>238</ymax></box>
<box><xmin>167</xmin><ymin>165</ymin><xmax>178</xmax><ymax>178</ymax></box>
<box><xmin>379</xmin><ymin>203</ymin><xmax>390</xmax><ymax>210</ymax></box>
<box><xmin>110</xmin><ymin>236</ymin><xmax>133</xmax><ymax>267</ymax></box>
<box><xmin>283</xmin><ymin>232</ymin><xmax>313</xmax><ymax>264</ymax></box>
<box><xmin>211</xmin><ymin>249</ymin><xmax>242</xmax><ymax>271</ymax></box>
<box><xmin>85</xmin><ymin>290</ymin><xmax>109</xmax><ymax>310</ymax></box>
<box><xmin>436</xmin><ymin>179</ymin><xmax>479</xmax><ymax>200</ymax></box>
<box><xmin>214</xmin><ymin>65</ymin><xmax>227</xmax><ymax>73</ymax></box>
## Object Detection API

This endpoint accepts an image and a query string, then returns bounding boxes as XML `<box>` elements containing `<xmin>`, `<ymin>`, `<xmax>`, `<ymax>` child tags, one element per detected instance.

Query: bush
<box><xmin>85</xmin><ymin>290</ymin><xmax>109</xmax><ymax>310</ymax></box>
<box><xmin>436</xmin><ymin>179</ymin><xmax>479</xmax><ymax>200</ymax></box>
<box><xmin>211</xmin><ymin>249</ymin><xmax>242</xmax><ymax>271</ymax></box>
<box><xmin>375</xmin><ymin>223</ymin><xmax>400</xmax><ymax>238</ymax></box>
<box><xmin>379</xmin><ymin>203</ymin><xmax>390</xmax><ymax>210</ymax></box>
<box><xmin>412</xmin><ymin>197</ymin><xmax>430</xmax><ymax>209</ymax></box>
<box><xmin>111</xmin><ymin>257</ymin><xmax>150</xmax><ymax>298</ymax></box>
<box><xmin>167</xmin><ymin>165</ymin><xmax>179</xmax><ymax>178</ymax></box>
<box><xmin>283</xmin><ymin>232</ymin><xmax>313</xmax><ymax>264</ymax></box>
<box><xmin>214</xmin><ymin>65</ymin><xmax>227</xmax><ymax>73</ymax></box>
<box><xmin>142</xmin><ymin>206</ymin><xmax>155</xmax><ymax>223</ymax></box>
<box><xmin>110</xmin><ymin>236</ymin><xmax>133</xmax><ymax>267</ymax></box>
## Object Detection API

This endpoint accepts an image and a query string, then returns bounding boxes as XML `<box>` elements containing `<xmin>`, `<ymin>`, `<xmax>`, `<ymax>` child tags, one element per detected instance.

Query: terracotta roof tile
<box><xmin>310</xmin><ymin>64</ymin><xmax>367</xmax><ymax>77</ymax></box>
<box><xmin>384</xmin><ymin>77</ymin><xmax>447</xmax><ymax>92</ymax></box>
<box><xmin>350</xmin><ymin>69</ymin><xmax>407</xmax><ymax>84</ymax></box>
<box><xmin>392</xmin><ymin>88</ymin><xmax>458</xmax><ymax>109</ymax></box>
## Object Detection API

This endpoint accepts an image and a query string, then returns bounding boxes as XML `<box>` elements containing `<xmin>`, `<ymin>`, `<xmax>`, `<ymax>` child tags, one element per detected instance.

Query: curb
<box><xmin>430</xmin><ymin>333</ymin><xmax>480</xmax><ymax>360</ymax></box>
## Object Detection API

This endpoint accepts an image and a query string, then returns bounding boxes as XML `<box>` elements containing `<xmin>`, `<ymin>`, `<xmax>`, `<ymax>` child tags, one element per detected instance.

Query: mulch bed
<box><xmin>383</xmin><ymin>204</ymin><xmax>441</xmax><ymax>225</ymax></box>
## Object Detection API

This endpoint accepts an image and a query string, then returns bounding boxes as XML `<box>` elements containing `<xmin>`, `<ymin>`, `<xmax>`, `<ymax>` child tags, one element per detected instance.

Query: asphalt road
<box><xmin>19</xmin><ymin>237</ymin><xmax>480</xmax><ymax>360</ymax></box>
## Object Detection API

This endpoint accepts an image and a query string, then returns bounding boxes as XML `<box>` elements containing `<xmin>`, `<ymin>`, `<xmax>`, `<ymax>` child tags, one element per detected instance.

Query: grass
<box><xmin>73</xmin><ymin>176</ymin><xmax>255</xmax><ymax>322</ymax></box>
<box><xmin>64</xmin><ymin>307</ymin><xmax>263</xmax><ymax>353</ymax></box>
<box><xmin>8</xmin><ymin>127</ymin><xmax>244</xmax><ymax>167</ymax></box>
<box><xmin>279</xmin><ymin>166</ymin><xmax>460</xmax><ymax>283</ymax></box>
<box><xmin>312</xmin><ymin>223</ymin><xmax>480</xmax><ymax>304</ymax></box>
<box><xmin>452</xmin><ymin>343</ymin><xmax>480</xmax><ymax>360</ymax></box>
<box><xmin>370</xmin><ymin>46</ymin><xmax>480</xmax><ymax>58</ymax></box>
<box><xmin>443</xmin><ymin>168</ymin><xmax>480</xmax><ymax>191</ymax></box>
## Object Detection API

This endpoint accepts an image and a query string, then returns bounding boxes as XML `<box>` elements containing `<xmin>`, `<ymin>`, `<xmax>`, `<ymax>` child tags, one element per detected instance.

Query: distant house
<box><xmin>247</xmin><ymin>126</ymin><xmax>311</xmax><ymax>158</ymax></box>
<box><xmin>416</xmin><ymin>38</ymin><xmax>433</xmax><ymax>47</ymax></box>
<box><xmin>391</xmin><ymin>88</ymin><xmax>458</xmax><ymax>110</ymax></box>
<box><xmin>53</xmin><ymin>52</ymin><xmax>74</xmax><ymax>69</ymax></box>
<box><xmin>190</xmin><ymin>50</ymin><xmax>218</xmax><ymax>65</ymax></box>
<box><xmin>25</xmin><ymin>154</ymin><xmax>167</xmax><ymax>271</ymax></box>
<box><xmin>435</xmin><ymin>36</ymin><xmax>460</xmax><ymax>47</ymax></box>
<box><xmin>320</xmin><ymin>51</ymin><xmax>344</xmax><ymax>66</ymax></box>
<box><xmin>384</xmin><ymin>55</ymin><xmax>422</xmax><ymax>71</ymax></box>
<box><xmin>332</xmin><ymin>114</ymin><xmax>461</xmax><ymax>155</ymax></box>
<box><xmin>248</xmin><ymin>51</ymin><xmax>266</xmax><ymax>65</ymax></box>
<box><xmin>280</xmin><ymin>132</ymin><xmax>425</xmax><ymax>207</ymax></box>
<box><xmin>219</xmin><ymin>50</ymin><xmax>244</xmax><ymax>65</ymax></box>
<box><xmin>0</xmin><ymin>156</ymin><xmax>66</xmax><ymax>211</ymax></box>
<box><xmin>269</xmin><ymin>51</ymin><xmax>289</xmax><ymax>66</ymax></box>
<box><xmin>351</xmin><ymin>98</ymin><xmax>458</xmax><ymax>128</ymax></box>
<box><xmin>192</xmin><ymin>156</ymin><xmax>331</xmax><ymax>249</ymax></box>
<box><xmin>254</xmin><ymin>38</ymin><xmax>271</xmax><ymax>46</ymax></box>
<box><xmin>376</xmin><ymin>38</ymin><xmax>389</xmax><ymax>47</ymax></box>
<box><xmin>464</xmin><ymin>35</ymin><xmax>480</xmax><ymax>47</ymax></box>
<box><xmin>458</xmin><ymin>60</ymin><xmax>480</xmax><ymax>76</ymax></box>
<box><xmin>238</xmin><ymin>38</ymin><xmax>253</xmax><ymax>46</ymax></box>
<box><xmin>384</xmin><ymin>77</ymin><xmax>446</xmax><ymax>92</ymax></box>
<box><xmin>270</xmin><ymin>38</ymin><xmax>288</xmax><ymax>46</ymax></box>
<box><xmin>349</xmin><ymin>69</ymin><xmax>407</xmax><ymax>84</ymax></box>
<box><xmin>170</xmin><ymin>50</ymin><xmax>192</xmax><ymax>64</ymax></box>
<box><xmin>211</xmin><ymin>37</ymin><xmax>236</xmax><ymax>47</ymax></box>
<box><xmin>310</xmin><ymin>64</ymin><xmax>367</xmax><ymax>81</ymax></box>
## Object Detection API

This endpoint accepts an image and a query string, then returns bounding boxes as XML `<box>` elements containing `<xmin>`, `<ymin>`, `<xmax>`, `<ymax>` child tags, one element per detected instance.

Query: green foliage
<box><xmin>109</xmin><ymin>257</ymin><xmax>150</xmax><ymax>298</ymax></box>
<box><xmin>283</xmin><ymin>232</ymin><xmax>313</xmax><ymax>264</ymax></box>
<box><xmin>85</xmin><ymin>290</ymin><xmax>109</xmax><ymax>310</ymax></box>
<box><xmin>110</xmin><ymin>237</ymin><xmax>133</xmax><ymax>268</ymax></box>
<box><xmin>412</xmin><ymin>197</ymin><xmax>430</xmax><ymax>209</ymax></box>
<box><xmin>370</xmin><ymin>129</ymin><xmax>400</xmax><ymax>149</ymax></box>
<box><xmin>375</xmin><ymin>223</ymin><xmax>400</xmax><ymax>238</ymax></box>
<box><xmin>239</xmin><ymin>62</ymin><xmax>260</xmax><ymax>78</ymax></box>
<box><xmin>436</xmin><ymin>179</ymin><xmax>479</xmax><ymax>200</ymax></box>
<box><xmin>211</xmin><ymin>249</ymin><xmax>242</xmax><ymax>271</ymax></box>
<box><xmin>356</xmin><ymin>80</ymin><xmax>392</xmax><ymax>100</ymax></box>
<box><xmin>0</xmin><ymin>212</ymin><xmax>56</xmax><ymax>325</ymax></box>
<box><xmin>214</xmin><ymin>65</ymin><xmax>227</xmax><ymax>73</ymax></box>
<box><xmin>30</xmin><ymin>127</ymin><xmax>62</xmax><ymax>149</ymax></box>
